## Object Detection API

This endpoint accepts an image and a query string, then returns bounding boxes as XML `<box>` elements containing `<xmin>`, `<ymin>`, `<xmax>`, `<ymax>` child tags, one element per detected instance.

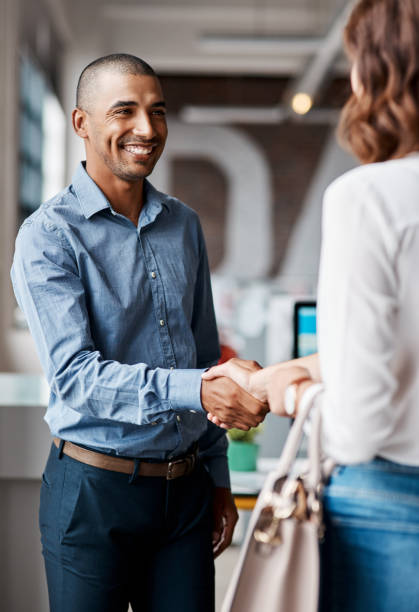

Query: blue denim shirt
<box><xmin>11</xmin><ymin>162</ymin><xmax>229</xmax><ymax>487</ymax></box>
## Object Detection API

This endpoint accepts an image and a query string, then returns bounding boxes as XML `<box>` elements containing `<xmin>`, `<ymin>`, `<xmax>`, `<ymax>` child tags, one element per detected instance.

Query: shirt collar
<box><xmin>72</xmin><ymin>162</ymin><xmax>110</xmax><ymax>219</ymax></box>
<box><xmin>72</xmin><ymin>161</ymin><xmax>169</xmax><ymax>222</ymax></box>
<box><xmin>139</xmin><ymin>179</ymin><xmax>169</xmax><ymax>228</ymax></box>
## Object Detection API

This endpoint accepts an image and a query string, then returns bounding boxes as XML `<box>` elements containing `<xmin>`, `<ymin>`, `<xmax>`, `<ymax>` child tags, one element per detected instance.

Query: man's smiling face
<box><xmin>81</xmin><ymin>71</ymin><xmax>168</xmax><ymax>183</ymax></box>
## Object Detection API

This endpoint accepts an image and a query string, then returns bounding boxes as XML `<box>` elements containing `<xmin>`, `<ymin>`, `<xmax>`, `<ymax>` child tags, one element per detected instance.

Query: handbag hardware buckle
<box><xmin>253</xmin><ymin>477</ymin><xmax>309</xmax><ymax>547</ymax></box>
<box><xmin>253</xmin><ymin>501</ymin><xmax>296</xmax><ymax>546</ymax></box>
<box><xmin>281</xmin><ymin>478</ymin><xmax>308</xmax><ymax>521</ymax></box>
<box><xmin>308</xmin><ymin>488</ymin><xmax>325</xmax><ymax>540</ymax></box>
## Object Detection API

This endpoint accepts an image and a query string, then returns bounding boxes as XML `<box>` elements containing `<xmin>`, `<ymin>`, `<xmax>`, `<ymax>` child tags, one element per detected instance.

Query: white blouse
<box><xmin>318</xmin><ymin>153</ymin><xmax>419</xmax><ymax>465</ymax></box>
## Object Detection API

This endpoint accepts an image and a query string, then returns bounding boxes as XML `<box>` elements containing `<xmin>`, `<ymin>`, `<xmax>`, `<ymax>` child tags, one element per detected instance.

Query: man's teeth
<box><xmin>124</xmin><ymin>145</ymin><xmax>153</xmax><ymax>154</ymax></box>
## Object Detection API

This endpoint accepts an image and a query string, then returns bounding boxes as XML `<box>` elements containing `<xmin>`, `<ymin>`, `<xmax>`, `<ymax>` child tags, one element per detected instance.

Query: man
<box><xmin>11</xmin><ymin>54</ymin><xmax>267</xmax><ymax>612</ymax></box>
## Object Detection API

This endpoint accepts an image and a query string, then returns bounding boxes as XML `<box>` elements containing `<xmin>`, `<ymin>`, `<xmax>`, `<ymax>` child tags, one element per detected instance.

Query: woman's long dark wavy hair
<box><xmin>339</xmin><ymin>0</ymin><xmax>419</xmax><ymax>164</ymax></box>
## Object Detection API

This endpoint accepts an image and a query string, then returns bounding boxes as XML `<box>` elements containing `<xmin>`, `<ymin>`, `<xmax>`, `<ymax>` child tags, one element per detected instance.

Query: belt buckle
<box><xmin>167</xmin><ymin>457</ymin><xmax>185</xmax><ymax>480</ymax></box>
<box><xmin>166</xmin><ymin>453</ymin><xmax>195</xmax><ymax>480</ymax></box>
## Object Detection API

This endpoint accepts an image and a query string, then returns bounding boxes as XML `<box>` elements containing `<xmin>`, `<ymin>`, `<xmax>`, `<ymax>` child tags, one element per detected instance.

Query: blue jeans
<box><xmin>319</xmin><ymin>458</ymin><xmax>419</xmax><ymax>612</ymax></box>
<box><xmin>39</xmin><ymin>442</ymin><xmax>215</xmax><ymax>612</ymax></box>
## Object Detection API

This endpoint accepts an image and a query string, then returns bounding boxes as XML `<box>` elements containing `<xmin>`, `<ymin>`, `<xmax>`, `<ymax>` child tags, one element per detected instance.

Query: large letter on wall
<box><xmin>152</xmin><ymin>119</ymin><xmax>273</xmax><ymax>279</ymax></box>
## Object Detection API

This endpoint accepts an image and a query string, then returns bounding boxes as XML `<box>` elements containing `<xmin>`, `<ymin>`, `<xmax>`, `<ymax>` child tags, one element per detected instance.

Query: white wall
<box><xmin>278</xmin><ymin>129</ymin><xmax>357</xmax><ymax>292</ymax></box>
<box><xmin>0</xmin><ymin>0</ymin><xmax>20</xmax><ymax>371</ymax></box>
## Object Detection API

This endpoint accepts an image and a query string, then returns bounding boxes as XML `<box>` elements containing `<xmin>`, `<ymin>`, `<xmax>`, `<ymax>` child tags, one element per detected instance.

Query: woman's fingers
<box><xmin>202</xmin><ymin>359</ymin><xmax>260</xmax><ymax>396</ymax></box>
<box><xmin>202</xmin><ymin>363</ymin><xmax>229</xmax><ymax>380</ymax></box>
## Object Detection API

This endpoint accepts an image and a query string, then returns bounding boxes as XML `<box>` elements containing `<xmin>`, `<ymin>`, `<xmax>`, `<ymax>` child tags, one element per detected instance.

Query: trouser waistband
<box><xmin>53</xmin><ymin>438</ymin><xmax>197</xmax><ymax>480</ymax></box>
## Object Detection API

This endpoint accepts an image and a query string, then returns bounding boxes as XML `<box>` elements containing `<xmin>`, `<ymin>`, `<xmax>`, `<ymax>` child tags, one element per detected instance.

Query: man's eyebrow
<box><xmin>108</xmin><ymin>100</ymin><xmax>167</xmax><ymax>111</ymax></box>
<box><xmin>109</xmin><ymin>100</ymin><xmax>138</xmax><ymax>110</ymax></box>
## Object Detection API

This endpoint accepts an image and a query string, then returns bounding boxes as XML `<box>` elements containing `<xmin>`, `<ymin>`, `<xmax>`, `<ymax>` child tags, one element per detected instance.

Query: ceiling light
<box><xmin>291</xmin><ymin>93</ymin><xmax>313</xmax><ymax>115</ymax></box>
<box><xmin>284</xmin><ymin>0</ymin><xmax>355</xmax><ymax>112</ymax></box>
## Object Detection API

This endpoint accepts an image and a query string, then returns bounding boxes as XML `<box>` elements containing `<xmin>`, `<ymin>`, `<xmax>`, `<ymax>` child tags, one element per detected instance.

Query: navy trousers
<box><xmin>39</xmin><ymin>442</ymin><xmax>215</xmax><ymax>612</ymax></box>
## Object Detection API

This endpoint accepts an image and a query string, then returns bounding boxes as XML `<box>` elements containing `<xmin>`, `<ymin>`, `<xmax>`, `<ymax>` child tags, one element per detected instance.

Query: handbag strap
<box><xmin>305</xmin><ymin>387</ymin><xmax>323</xmax><ymax>489</ymax></box>
<box><xmin>274</xmin><ymin>383</ymin><xmax>324</xmax><ymax>480</ymax></box>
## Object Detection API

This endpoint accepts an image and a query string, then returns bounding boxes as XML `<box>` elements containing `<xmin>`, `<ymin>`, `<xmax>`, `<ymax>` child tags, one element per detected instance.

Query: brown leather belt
<box><xmin>53</xmin><ymin>438</ymin><xmax>197</xmax><ymax>480</ymax></box>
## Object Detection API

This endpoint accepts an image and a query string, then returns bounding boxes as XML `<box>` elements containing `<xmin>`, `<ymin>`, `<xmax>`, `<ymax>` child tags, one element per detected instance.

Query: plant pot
<box><xmin>227</xmin><ymin>440</ymin><xmax>259</xmax><ymax>472</ymax></box>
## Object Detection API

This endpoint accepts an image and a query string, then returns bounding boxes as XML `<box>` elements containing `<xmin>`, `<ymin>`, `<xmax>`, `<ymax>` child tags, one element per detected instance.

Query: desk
<box><xmin>230</xmin><ymin>458</ymin><xmax>278</xmax><ymax>510</ymax></box>
<box><xmin>0</xmin><ymin>372</ymin><xmax>49</xmax><ymax>407</ymax></box>
<box><xmin>229</xmin><ymin>459</ymin><xmax>279</xmax><ymax>543</ymax></box>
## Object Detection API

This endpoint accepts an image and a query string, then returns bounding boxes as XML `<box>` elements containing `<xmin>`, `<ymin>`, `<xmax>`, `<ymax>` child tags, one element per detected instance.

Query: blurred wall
<box><xmin>1</xmin><ymin>0</ymin><xmax>66</xmax><ymax>373</ymax></box>
<box><xmin>0</xmin><ymin>0</ymin><xmax>20</xmax><ymax>371</ymax></box>
<box><xmin>0</xmin><ymin>1</ymin><xmax>67</xmax><ymax>607</ymax></box>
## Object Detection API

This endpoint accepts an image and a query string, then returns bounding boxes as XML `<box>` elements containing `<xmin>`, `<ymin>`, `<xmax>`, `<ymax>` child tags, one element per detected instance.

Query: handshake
<box><xmin>200</xmin><ymin>357</ymin><xmax>316</xmax><ymax>431</ymax></box>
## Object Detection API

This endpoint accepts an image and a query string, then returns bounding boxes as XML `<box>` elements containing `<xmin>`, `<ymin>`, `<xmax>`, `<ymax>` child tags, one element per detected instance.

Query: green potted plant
<box><xmin>227</xmin><ymin>425</ymin><xmax>262</xmax><ymax>471</ymax></box>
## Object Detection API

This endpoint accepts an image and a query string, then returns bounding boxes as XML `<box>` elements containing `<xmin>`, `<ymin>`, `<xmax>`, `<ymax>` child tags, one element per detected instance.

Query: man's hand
<box><xmin>201</xmin><ymin>376</ymin><xmax>268</xmax><ymax>430</ymax></box>
<box><xmin>212</xmin><ymin>487</ymin><xmax>239</xmax><ymax>558</ymax></box>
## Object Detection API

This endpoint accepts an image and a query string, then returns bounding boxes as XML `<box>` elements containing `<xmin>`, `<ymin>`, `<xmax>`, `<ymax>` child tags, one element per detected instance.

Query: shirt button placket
<box><xmin>142</xmin><ymin>237</ymin><xmax>176</xmax><ymax>367</ymax></box>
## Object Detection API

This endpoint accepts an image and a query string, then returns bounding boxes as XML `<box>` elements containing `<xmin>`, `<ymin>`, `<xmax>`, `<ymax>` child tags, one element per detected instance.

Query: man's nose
<box><xmin>132</xmin><ymin>112</ymin><xmax>155</xmax><ymax>139</ymax></box>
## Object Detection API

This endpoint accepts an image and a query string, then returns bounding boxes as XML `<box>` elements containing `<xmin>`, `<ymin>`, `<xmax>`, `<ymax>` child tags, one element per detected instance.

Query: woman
<box><xmin>204</xmin><ymin>1</ymin><xmax>419</xmax><ymax>610</ymax></box>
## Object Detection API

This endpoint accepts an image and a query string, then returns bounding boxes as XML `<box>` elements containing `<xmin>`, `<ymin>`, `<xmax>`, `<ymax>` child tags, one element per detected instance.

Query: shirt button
<box><xmin>151</xmin><ymin>272</ymin><xmax>157</xmax><ymax>279</ymax></box>
<box><xmin>176</xmin><ymin>415</ymin><xmax>181</xmax><ymax>422</ymax></box>
<box><xmin>159</xmin><ymin>319</ymin><xmax>165</xmax><ymax>327</ymax></box>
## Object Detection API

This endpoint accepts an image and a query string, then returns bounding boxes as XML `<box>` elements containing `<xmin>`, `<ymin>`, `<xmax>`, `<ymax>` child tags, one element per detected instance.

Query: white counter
<box><xmin>0</xmin><ymin>373</ymin><xmax>50</xmax><ymax>611</ymax></box>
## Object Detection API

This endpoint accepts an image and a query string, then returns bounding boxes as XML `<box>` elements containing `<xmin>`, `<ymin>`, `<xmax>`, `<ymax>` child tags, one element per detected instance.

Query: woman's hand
<box><xmin>266</xmin><ymin>365</ymin><xmax>313</xmax><ymax>416</ymax></box>
<box><xmin>202</xmin><ymin>358</ymin><xmax>264</xmax><ymax>399</ymax></box>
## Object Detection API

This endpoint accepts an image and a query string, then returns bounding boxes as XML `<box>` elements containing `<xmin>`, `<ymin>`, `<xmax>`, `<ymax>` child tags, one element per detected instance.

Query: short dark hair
<box><xmin>76</xmin><ymin>53</ymin><xmax>156</xmax><ymax>111</ymax></box>
<box><xmin>339</xmin><ymin>0</ymin><xmax>419</xmax><ymax>164</ymax></box>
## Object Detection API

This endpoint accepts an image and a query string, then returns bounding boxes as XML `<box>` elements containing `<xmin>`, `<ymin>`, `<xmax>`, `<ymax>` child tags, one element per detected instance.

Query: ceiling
<box><xmin>53</xmin><ymin>0</ymin><xmax>351</xmax><ymax>77</ymax></box>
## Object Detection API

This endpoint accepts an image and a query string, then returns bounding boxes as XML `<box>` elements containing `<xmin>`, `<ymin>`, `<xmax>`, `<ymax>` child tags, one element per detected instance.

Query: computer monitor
<box><xmin>293</xmin><ymin>301</ymin><xmax>317</xmax><ymax>359</ymax></box>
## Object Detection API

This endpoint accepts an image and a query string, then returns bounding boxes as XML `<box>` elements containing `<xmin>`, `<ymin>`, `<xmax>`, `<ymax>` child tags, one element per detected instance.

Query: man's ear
<box><xmin>72</xmin><ymin>108</ymin><xmax>88</xmax><ymax>138</ymax></box>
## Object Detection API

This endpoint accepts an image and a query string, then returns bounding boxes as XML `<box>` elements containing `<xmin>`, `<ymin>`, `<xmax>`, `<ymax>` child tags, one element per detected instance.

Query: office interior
<box><xmin>0</xmin><ymin>0</ymin><xmax>358</xmax><ymax>609</ymax></box>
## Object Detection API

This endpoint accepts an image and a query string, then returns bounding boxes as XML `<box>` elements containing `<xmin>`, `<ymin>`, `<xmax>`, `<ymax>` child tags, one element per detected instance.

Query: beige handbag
<box><xmin>222</xmin><ymin>384</ymin><xmax>332</xmax><ymax>612</ymax></box>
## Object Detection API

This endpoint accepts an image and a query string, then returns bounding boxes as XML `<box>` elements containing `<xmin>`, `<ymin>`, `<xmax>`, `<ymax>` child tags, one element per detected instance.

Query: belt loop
<box><xmin>192</xmin><ymin>442</ymin><xmax>199</xmax><ymax>470</ymax></box>
<box><xmin>58</xmin><ymin>439</ymin><xmax>65</xmax><ymax>460</ymax></box>
<box><xmin>128</xmin><ymin>458</ymin><xmax>141</xmax><ymax>484</ymax></box>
